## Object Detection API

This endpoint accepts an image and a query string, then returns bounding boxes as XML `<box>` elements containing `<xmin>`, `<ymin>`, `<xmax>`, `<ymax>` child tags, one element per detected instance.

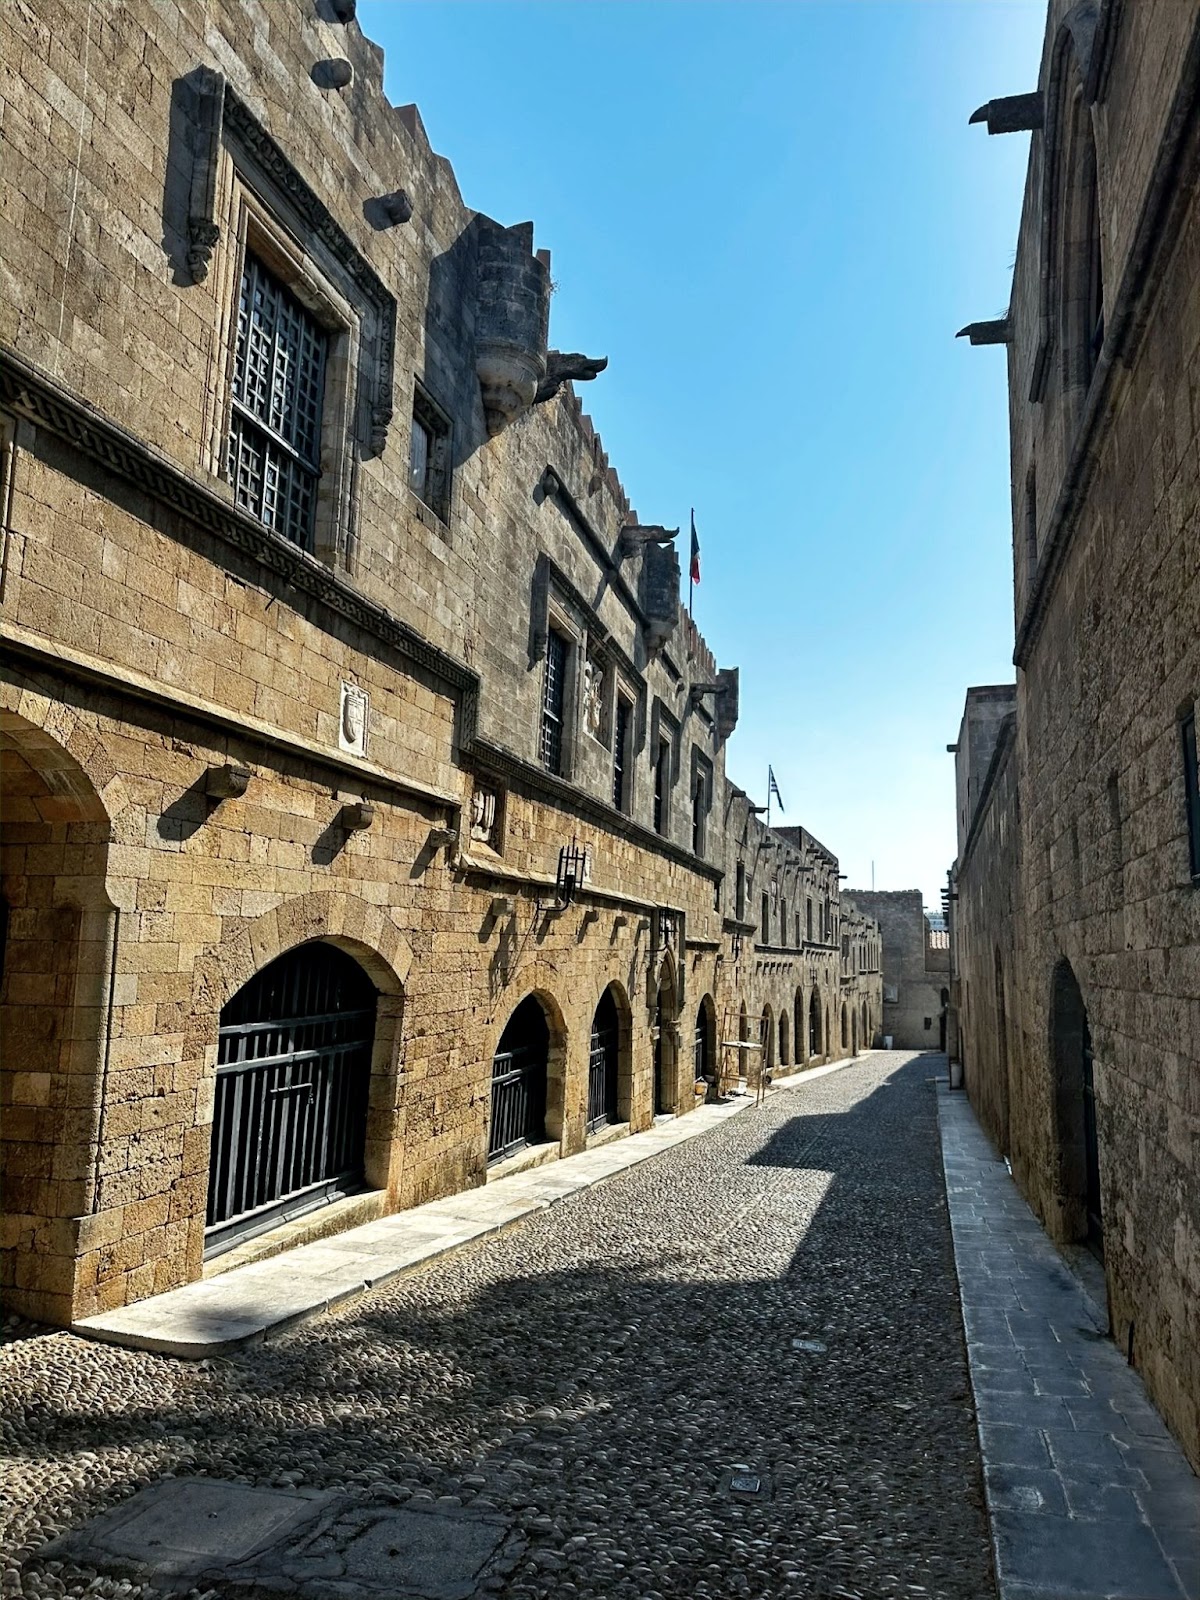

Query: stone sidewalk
<box><xmin>74</xmin><ymin>1058</ymin><xmax>855</xmax><ymax>1358</ymax></box>
<box><xmin>938</xmin><ymin>1083</ymin><xmax>1200</xmax><ymax>1600</ymax></box>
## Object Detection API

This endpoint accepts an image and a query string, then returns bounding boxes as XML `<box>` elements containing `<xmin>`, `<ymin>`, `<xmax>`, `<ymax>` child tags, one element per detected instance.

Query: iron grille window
<box><xmin>541</xmin><ymin>630</ymin><xmax>568</xmax><ymax>774</ymax></box>
<box><xmin>653</xmin><ymin>738</ymin><xmax>670</xmax><ymax>835</ymax></box>
<box><xmin>228</xmin><ymin>253</ymin><xmax>328</xmax><ymax>550</ymax></box>
<box><xmin>1182</xmin><ymin>711</ymin><xmax>1200</xmax><ymax>878</ymax></box>
<box><xmin>612</xmin><ymin>697</ymin><xmax>631</xmax><ymax>811</ymax></box>
<box><xmin>409</xmin><ymin>385</ymin><xmax>452</xmax><ymax>521</ymax></box>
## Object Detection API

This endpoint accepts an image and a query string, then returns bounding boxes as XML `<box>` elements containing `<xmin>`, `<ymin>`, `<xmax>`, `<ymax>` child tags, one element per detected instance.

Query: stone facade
<box><xmin>0</xmin><ymin>0</ymin><xmax>878</xmax><ymax>1325</ymax></box>
<box><xmin>952</xmin><ymin>0</ymin><xmax>1200</xmax><ymax>1468</ymax></box>
<box><xmin>844</xmin><ymin>889</ymin><xmax>949</xmax><ymax>1051</ymax></box>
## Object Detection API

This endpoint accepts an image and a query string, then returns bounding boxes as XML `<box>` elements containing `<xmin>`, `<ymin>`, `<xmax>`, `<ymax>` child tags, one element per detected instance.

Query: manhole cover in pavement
<box><xmin>330</xmin><ymin>1509</ymin><xmax>515</xmax><ymax>1599</ymax></box>
<box><xmin>41</xmin><ymin>1479</ymin><xmax>332</xmax><ymax>1578</ymax></box>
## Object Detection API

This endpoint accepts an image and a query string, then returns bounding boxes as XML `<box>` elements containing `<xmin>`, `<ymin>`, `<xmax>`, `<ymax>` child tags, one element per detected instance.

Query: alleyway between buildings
<box><xmin>2</xmin><ymin>1052</ymin><xmax>1195</xmax><ymax>1600</ymax></box>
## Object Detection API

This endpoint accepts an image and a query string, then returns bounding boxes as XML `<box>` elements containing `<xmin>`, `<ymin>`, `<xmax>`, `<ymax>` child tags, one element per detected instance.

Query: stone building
<box><xmin>953</xmin><ymin>0</ymin><xmax>1200</xmax><ymax>1467</ymax></box>
<box><xmin>0</xmin><ymin>0</ymin><xmax>879</xmax><ymax>1327</ymax></box>
<box><xmin>844</xmin><ymin>889</ymin><xmax>948</xmax><ymax>1051</ymax></box>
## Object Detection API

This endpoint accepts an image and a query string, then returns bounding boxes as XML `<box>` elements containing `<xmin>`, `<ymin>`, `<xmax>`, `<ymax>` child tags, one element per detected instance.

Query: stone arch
<box><xmin>993</xmin><ymin>947</ymin><xmax>1012</xmax><ymax>1154</ymax></box>
<box><xmin>0</xmin><ymin>684</ymin><xmax>130</xmax><ymax>827</ymax></box>
<box><xmin>778</xmin><ymin>1004</ymin><xmax>790</xmax><ymax>1068</ymax></box>
<box><xmin>488</xmin><ymin>988</ymin><xmax>567</xmax><ymax>1163</ymax></box>
<box><xmin>653</xmin><ymin>950</ymin><xmax>680</xmax><ymax>1115</ymax></box>
<box><xmin>182</xmin><ymin>893</ymin><xmax>414</xmax><ymax>1273</ymax></box>
<box><xmin>841</xmin><ymin>1002</ymin><xmax>849</xmax><ymax>1052</ymax></box>
<box><xmin>1</xmin><ymin>710</ymin><xmax>118</xmax><ymax>1324</ymax></box>
<box><xmin>693</xmin><ymin>991</ymin><xmax>717</xmax><ymax>1092</ymax></box>
<box><xmin>809</xmin><ymin>989</ymin><xmax>822</xmax><ymax>1058</ymax></box>
<box><xmin>861</xmin><ymin>999</ymin><xmax>869</xmax><ymax>1048</ymax></box>
<box><xmin>760</xmin><ymin>1002</ymin><xmax>774</xmax><ymax>1078</ymax></box>
<box><xmin>589</xmin><ymin>978</ymin><xmax>633</xmax><ymax>1129</ymax></box>
<box><xmin>1049</xmin><ymin>957</ymin><xmax>1102</xmax><ymax>1251</ymax></box>
<box><xmin>794</xmin><ymin>987</ymin><xmax>805</xmax><ymax>1064</ymax></box>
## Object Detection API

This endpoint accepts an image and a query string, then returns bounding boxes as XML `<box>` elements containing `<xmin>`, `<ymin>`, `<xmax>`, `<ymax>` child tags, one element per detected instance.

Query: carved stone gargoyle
<box><xmin>618</xmin><ymin>523</ymin><xmax>679</xmax><ymax>557</ymax></box>
<box><xmin>534</xmin><ymin>351</ymin><xmax>608</xmax><ymax>405</ymax></box>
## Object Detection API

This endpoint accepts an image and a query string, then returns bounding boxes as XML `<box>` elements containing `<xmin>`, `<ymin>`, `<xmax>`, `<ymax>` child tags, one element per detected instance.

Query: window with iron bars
<box><xmin>540</xmin><ymin>630</ymin><xmax>568</xmax><ymax>774</ymax></box>
<box><xmin>228</xmin><ymin>252</ymin><xmax>327</xmax><ymax>550</ymax></box>
<box><xmin>653</xmin><ymin>738</ymin><xmax>670</xmax><ymax>835</ymax></box>
<box><xmin>612</xmin><ymin>696</ymin><xmax>631</xmax><ymax>812</ymax></box>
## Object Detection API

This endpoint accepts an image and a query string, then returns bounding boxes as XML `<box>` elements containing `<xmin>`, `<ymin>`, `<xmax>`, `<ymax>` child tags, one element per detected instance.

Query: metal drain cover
<box><xmin>791</xmin><ymin>1337</ymin><xmax>827</xmax><ymax>1353</ymax></box>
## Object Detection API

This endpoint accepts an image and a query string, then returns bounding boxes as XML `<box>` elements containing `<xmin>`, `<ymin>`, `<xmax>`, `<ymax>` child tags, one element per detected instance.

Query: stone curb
<box><xmin>72</xmin><ymin>1053</ymin><xmax>868</xmax><ymax>1360</ymax></box>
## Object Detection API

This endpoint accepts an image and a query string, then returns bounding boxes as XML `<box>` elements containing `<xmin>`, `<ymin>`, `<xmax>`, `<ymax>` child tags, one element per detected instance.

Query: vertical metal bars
<box><xmin>540</xmin><ymin>631</ymin><xmax>567</xmax><ymax>774</ymax></box>
<box><xmin>206</xmin><ymin>943</ymin><xmax>375</xmax><ymax>1255</ymax></box>
<box><xmin>587</xmin><ymin>990</ymin><xmax>620</xmax><ymax>1133</ymax></box>
<box><xmin>228</xmin><ymin>252</ymin><xmax>327</xmax><ymax>550</ymax></box>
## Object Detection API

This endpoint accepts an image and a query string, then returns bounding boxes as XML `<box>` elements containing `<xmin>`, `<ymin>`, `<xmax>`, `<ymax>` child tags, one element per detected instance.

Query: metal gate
<box><xmin>206</xmin><ymin>943</ymin><xmax>375</xmax><ymax>1256</ymax></box>
<box><xmin>588</xmin><ymin>990</ymin><xmax>620</xmax><ymax>1133</ymax></box>
<box><xmin>694</xmin><ymin>1003</ymin><xmax>710</xmax><ymax>1082</ymax></box>
<box><xmin>488</xmin><ymin>995</ymin><xmax>549</xmax><ymax>1162</ymax></box>
<box><xmin>1082</xmin><ymin>1018</ymin><xmax>1103</xmax><ymax>1252</ymax></box>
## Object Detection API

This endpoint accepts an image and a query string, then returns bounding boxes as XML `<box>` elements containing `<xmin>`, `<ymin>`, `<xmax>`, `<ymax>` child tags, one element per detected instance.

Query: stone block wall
<box><xmin>0</xmin><ymin>0</ymin><xmax>880</xmax><ymax>1326</ymax></box>
<box><xmin>954</xmin><ymin>0</ymin><xmax>1200</xmax><ymax>1468</ymax></box>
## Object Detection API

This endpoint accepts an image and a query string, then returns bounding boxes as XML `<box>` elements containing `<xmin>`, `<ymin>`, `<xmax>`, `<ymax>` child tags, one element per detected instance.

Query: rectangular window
<box><xmin>541</xmin><ymin>630</ymin><xmax>568</xmax><ymax>774</ymax></box>
<box><xmin>653</xmin><ymin>737</ymin><xmax>670</xmax><ymax>835</ymax></box>
<box><xmin>691</xmin><ymin>757</ymin><xmax>710</xmax><ymax>856</ymax></box>
<box><xmin>806</xmin><ymin>897</ymin><xmax>813</xmax><ymax>941</ymax></box>
<box><xmin>409</xmin><ymin>385</ymin><xmax>452</xmax><ymax>521</ymax></box>
<box><xmin>735</xmin><ymin>862</ymin><xmax>746</xmax><ymax>921</ymax></box>
<box><xmin>612</xmin><ymin>696</ymin><xmax>631</xmax><ymax>812</ymax></box>
<box><xmin>1182</xmin><ymin>711</ymin><xmax>1200</xmax><ymax>878</ymax></box>
<box><xmin>228</xmin><ymin>252</ymin><xmax>327</xmax><ymax>550</ymax></box>
<box><xmin>780</xmin><ymin>905</ymin><xmax>788</xmax><ymax>946</ymax></box>
<box><xmin>761</xmin><ymin>893</ymin><xmax>770</xmax><ymax>942</ymax></box>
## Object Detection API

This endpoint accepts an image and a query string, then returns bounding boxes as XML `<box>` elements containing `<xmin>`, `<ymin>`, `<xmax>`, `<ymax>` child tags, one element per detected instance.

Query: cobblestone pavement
<box><xmin>2</xmin><ymin>1051</ymin><xmax>996</xmax><ymax>1600</ymax></box>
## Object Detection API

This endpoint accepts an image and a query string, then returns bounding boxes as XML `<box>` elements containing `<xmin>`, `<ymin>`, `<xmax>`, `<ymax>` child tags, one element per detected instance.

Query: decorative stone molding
<box><xmin>178</xmin><ymin>68</ymin><xmax>396</xmax><ymax>455</ymax></box>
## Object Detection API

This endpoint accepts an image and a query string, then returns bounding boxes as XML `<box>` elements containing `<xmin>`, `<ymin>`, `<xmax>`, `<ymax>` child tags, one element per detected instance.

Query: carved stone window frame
<box><xmin>212</xmin><ymin>194</ymin><xmax>360</xmax><ymax>567</ymax></box>
<box><xmin>182</xmin><ymin>69</ymin><xmax>396</xmax><ymax>568</ymax></box>
<box><xmin>545</xmin><ymin>599</ymin><xmax>584</xmax><ymax>782</ymax></box>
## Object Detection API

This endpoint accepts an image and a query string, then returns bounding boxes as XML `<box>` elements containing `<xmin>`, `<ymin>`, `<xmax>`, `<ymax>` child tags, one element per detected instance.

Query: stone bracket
<box><xmin>969</xmin><ymin>92</ymin><xmax>1044</xmax><ymax>134</ymax></box>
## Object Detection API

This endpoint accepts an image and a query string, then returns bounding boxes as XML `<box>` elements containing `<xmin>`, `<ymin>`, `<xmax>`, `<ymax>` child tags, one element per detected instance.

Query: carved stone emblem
<box><xmin>339</xmin><ymin>683</ymin><xmax>368</xmax><ymax>756</ymax></box>
<box><xmin>583</xmin><ymin>655</ymin><xmax>605</xmax><ymax>741</ymax></box>
<box><xmin>471</xmin><ymin>785</ymin><xmax>499</xmax><ymax>845</ymax></box>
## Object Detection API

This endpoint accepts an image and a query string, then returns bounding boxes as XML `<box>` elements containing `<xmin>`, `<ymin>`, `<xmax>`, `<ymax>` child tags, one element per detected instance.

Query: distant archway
<box><xmin>840</xmin><ymin>1003</ymin><xmax>849</xmax><ymax>1052</ymax></box>
<box><xmin>779</xmin><ymin>1008</ymin><xmax>790</xmax><ymax>1067</ymax></box>
<box><xmin>694</xmin><ymin>993</ymin><xmax>717</xmax><ymax>1095</ymax></box>
<box><xmin>809</xmin><ymin>990</ymin><xmax>822</xmax><ymax>1057</ymax></box>
<box><xmin>653</xmin><ymin>954</ymin><xmax>678</xmax><ymax>1115</ymax></box>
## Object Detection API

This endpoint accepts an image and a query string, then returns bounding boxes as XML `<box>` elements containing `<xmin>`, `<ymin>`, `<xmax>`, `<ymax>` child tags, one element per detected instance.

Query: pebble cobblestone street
<box><xmin>3</xmin><ymin>1052</ymin><xmax>998</xmax><ymax>1600</ymax></box>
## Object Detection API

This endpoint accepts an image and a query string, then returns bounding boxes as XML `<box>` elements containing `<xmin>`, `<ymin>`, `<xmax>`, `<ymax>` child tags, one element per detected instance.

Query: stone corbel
<box><xmin>185</xmin><ymin>66</ymin><xmax>225</xmax><ymax>283</ymax></box>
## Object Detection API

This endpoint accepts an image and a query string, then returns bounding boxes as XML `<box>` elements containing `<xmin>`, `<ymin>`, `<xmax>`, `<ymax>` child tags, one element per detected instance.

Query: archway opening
<box><xmin>841</xmin><ymin>1003</ymin><xmax>849</xmax><ymax>1052</ymax></box>
<box><xmin>760</xmin><ymin>1003</ymin><xmax>774</xmax><ymax>1078</ymax></box>
<box><xmin>1050</xmin><ymin>958</ymin><xmax>1102</xmax><ymax>1254</ymax></box>
<box><xmin>694</xmin><ymin>993</ymin><xmax>717</xmax><ymax>1093</ymax></box>
<box><xmin>779</xmin><ymin>1008</ymin><xmax>790</xmax><ymax>1067</ymax></box>
<box><xmin>490</xmin><ymin>992</ymin><xmax>553</xmax><ymax>1162</ymax></box>
<box><xmin>207</xmin><ymin>941</ymin><xmax>377</xmax><ymax>1255</ymax></box>
<box><xmin>861</xmin><ymin>999</ymin><xmax>868</xmax><ymax>1049</ymax></box>
<box><xmin>795</xmin><ymin>989</ymin><xmax>805</xmax><ymax>1064</ymax></box>
<box><xmin>809</xmin><ymin>990</ymin><xmax>821</xmax><ymax>1058</ymax></box>
<box><xmin>1</xmin><ymin>713</ymin><xmax>113</xmax><ymax>1321</ymax></box>
<box><xmin>587</xmin><ymin>986</ymin><xmax>622</xmax><ymax>1134</ymax></box>
<box><xmin>653</xmin><ymin>957</ymin><xmax>678</xmax><ymax>1115</ymax></box>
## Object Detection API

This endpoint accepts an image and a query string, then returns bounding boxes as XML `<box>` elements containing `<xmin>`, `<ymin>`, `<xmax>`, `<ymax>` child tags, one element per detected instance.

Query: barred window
<box><xmin>653</xmin><ymin>738</ymin><xmax>670</xmax><ymax>836</ymax></box>
<box><xmin>541</xmin><ymin>630</ymin><xmax>568</xmax><ymax>774</ymax></box>
<box><xmin>229</xmin><ymin>252</ymin><xmax>327</xmax><ymax>549</ymax></box>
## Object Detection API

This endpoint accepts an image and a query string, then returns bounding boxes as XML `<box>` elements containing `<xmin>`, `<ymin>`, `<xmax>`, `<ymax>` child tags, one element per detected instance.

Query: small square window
<box><xmin>410</xmin><ymin>385</ymin><xmax>452</xmax><ymax>522</ymax></box>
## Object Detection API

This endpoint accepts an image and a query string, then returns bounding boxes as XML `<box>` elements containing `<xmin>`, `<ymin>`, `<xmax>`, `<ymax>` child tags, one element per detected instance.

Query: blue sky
<box><xmin>359</xmin><ymin>0</ymin><xmax>1044</xmax><ymax>905</ymax></box>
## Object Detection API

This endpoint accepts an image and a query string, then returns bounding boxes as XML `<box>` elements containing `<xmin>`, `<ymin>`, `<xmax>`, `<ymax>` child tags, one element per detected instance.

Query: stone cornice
<box><xmin>0</xmin><ymin>345</ymin><xmax>480</xmax><ymax>748</ymax></box>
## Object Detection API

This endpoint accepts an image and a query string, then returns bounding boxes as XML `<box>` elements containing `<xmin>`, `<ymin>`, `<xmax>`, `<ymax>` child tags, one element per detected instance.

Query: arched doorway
<box><xmin>779</xmin><ymin>1008</ymin><xmax>790</xmax><ymax>1067</ymax></box>
<box><xmin>841</xmin><ymin>1003</ymin><xmax>849</xmax><ymax>1052</ymax></box>
<box><xmin>809</xmin><ymin>990</ymin><xmax>821</xmax><ymax>1057</ymax></box>
<box><xmin>694</xmin><ymin>993</ymin><xmax>717</xmax><ymax>1091</ymax></box>
<box><xmin>851</xmin><ymin>1008</ymin><xmax>858</xmax><ymax>1056</ymax></box>
<box><xmin>587</xmin><ymin>987</ymin><xmax>621</xmax><ymax>1134</ymax></box>
<box><xmin>490</xmin><ymin>993</ymin><xmax>552</xmax><ymax>1161</ymax></box>
<box><xmin>1</xmin><ymin>711</ymin><xmax>115</xmax><ymax>1320</ymax></box>
<box><xmin>207</xmin><ymin>942</ymin><xmax>377</xmax><ymax>1255</ymax></box>
<box><xmin>795</xmin><ymin>989</ymin><xmax>805</xmax><ymax>1064</ymax></box>
<box><xmin>760</xmin><ymin>1004</ymin><xmax>774</xmax><ymax>1075</ymax></box>
<box><xmin>653</xmin><ymin>956</ymin><xmax>677</xmax><ymax>1115</ymax></box>
<box><xmin>861</xmin><ymin>999</ymin><xmax>868</xmax><ymax>1048</ymax></box>
<box><xmin>1050</xmin><ymin>958</ymin><xmax>1102</xmax><ymax>1254</ymax></box>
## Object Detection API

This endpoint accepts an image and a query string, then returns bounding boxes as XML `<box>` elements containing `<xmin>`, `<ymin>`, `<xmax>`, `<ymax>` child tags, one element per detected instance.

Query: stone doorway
<box><xmin>1050</xmin><ymin>958</ymin><xmax>1102</xmax><ymax>1256</ymax></box>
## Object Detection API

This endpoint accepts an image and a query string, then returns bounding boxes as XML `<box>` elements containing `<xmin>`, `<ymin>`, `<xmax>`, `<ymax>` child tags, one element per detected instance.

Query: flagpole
<box><xmin>688</xmin><ymin>506</ymin><xmax>694</xmax><ymax>617</ymax></box>
<box><xmin>766</xmin><ymin>764</ymin><xmax>771</xmax><ymax>830</ymax></box>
